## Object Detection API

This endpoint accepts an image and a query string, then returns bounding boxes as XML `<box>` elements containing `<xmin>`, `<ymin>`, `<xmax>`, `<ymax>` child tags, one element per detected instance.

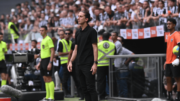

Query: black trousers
<box><xmin>97</xmin><ymin>66</ymin><xmax>109</xmax><ymax>98</ymax></box>
<box><xmin>73</xmin><ymin>63</ymin><xmax>83</xmax><ymax>96</ymax></box>
<box><xmin>78</xmin><ymin>65</ymin><xmax>98</xmax><ymax>101</ymax></box>
<box><xmin>62</xmin><ymin>63</ymin><xmax>80</xmax><ymax>95</ymax></box>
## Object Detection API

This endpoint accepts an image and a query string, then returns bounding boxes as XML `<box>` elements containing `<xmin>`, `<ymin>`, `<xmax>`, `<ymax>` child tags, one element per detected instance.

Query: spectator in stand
<box><xmin>10</xmin><ymin>9</ymin><xmax>16</xmax><ymax>18</ymax></box>
<box><xmin>24</xmin><ymin>19</ymin><xmax>34</xmax><ymax>32</ymax></box>
<box><xmin>124</xmin><ymin>3</ymin><xmax>132</xmax><ymax>18</ymax></box>
<box><xmin>168</xmin><ymin>0</ymin><xmax>178</xmax><ymax>30</ymax></box>
<box><xmin>158</xmin><ymin>1</ymin><xmax>168</xmax><ymax>31</ymax></box>
<box><xmin>115</xmin><ymin>5</ymin><xmax>128</xmax><ymax>31</ymax></box>
<box><xmin>59</xmin><ymin>10</ymin><xmax>69</xmax><ymax>28</ymax></box>
<box><xmin>0</xmin><ymin>14</ymin><xmax>5</xmax><ymax>24</ymax></box>
<box><xmin>73</xmin><ymin>4</ymin><xmax>80</xmax><ymax>19</ymax></box>
<box><xmin>66</xmin><ymin>10</ymin><xmax>75</xmax><ymax>28</ymax></box>
<box><xmin>39</xmin><ymin>13</ymin><xmax>48</xmax><ymax>28</ymax></box>
<box><xmin>141</xmin><ymin>1</ymin><xmax>152</xmax><ymax>27</ymax></box>
<box><xmin>171</xmin><ymin>0</ymin><xmax>180</xmax><ymax>30</ymax></box>
<box><xmin>104</xmin><ymin>5</ymin><xmax>115</xmax><ymax>27</ymax></box>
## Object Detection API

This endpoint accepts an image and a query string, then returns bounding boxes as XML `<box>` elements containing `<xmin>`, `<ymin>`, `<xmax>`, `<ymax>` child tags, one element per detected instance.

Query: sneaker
<box><xmin>39</xmin><ymin>97</ymin><xmax>48</xmax><ymax>101</ymax></box>
<box><xmin>54</xmin><ymin>87</ymin><xmax>60</xmax><ymax>91</ymax></box>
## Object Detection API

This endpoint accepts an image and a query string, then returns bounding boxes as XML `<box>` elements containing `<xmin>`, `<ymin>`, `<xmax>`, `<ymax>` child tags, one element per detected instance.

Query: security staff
<box><xmin>36</xmin><ymin>26</ymin><xmax>55</xmax><ymax>101</ymax></box>
<box><xmin>97</xmin><ymin>32</ymin><xmax>116</xmax><ymax>100</ymax></box>
<box><xmin>0</xmin><ymin>33</ymin><xmax>8</xmax><ymax>87</ymax></box>
<box><xmin>8</xmin><ymin>18</ymin><xmax>19</xmax><ymax>43</ymax></box>
<box><xmin>58</xmin><ymin>29</ymin><xmax>74</xmax><ymax>97</ymax></box>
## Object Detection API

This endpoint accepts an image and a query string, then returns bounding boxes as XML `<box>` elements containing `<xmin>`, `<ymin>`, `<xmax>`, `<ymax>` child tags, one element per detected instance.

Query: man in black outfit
<box><xmin>68</xmin><ymin>29</ymin><xmax>84</xmax><ymax>100</ymax></box>
<box><xmin>68</xmin><ymin>11</ymin><xmax>98</xmax><ymax>101</ymax></box>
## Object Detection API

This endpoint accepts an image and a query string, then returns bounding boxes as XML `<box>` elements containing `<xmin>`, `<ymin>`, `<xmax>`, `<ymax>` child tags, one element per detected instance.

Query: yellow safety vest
<box><xmin>8</xmin><ymin>22</ymin><xmax>19</xmax><ymax>39</ymax></box>
<box><xmin>0</xmin><ymin>41</ymin><xmax>7</xmax><ymax>61</ymax></box>
<box><xmin>98</xmin><ymin>40</ymin><xmax>115</xmax><ymax>67</ymax></box>
<box><xmin>60</xmin><ymin>39</ymin><xmax>72</xmax><ymax>64</ymax></box>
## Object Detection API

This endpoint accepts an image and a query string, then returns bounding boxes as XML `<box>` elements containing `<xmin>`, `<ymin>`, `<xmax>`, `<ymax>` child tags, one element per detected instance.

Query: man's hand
<box><xmin>36</xmin><ymin>63</ymin><xmax>40</xmax><ymax>70</ymax></box>
<box><xmin>34</xmin><ymin>54</ymin><xmax>39</xmax><ymax>59</ymax></box>
<box><xmin>172</xmin><ymin>58</ymin><xmax>179</xmax><ymax>66</ymax></box>
<box><xmin>90</xmin><ymin>63</ymin><xmax>97</xmax><ymax>75</ymax></box>
<box><xmin>67</xmin><ymin>61</ymin><xmax>72</xmax><ymax>72</ymax></box>
<box><xmin>146</xmin><ymin>8</ymin><xmax>150</xmax><ymax>12</ymax></box>
<box><xmin>53</xmin><ymin>58</ymin><xmax>57</xmax><ymax>63</ymax></box>
<box><xmin>47</xmin><ymin>63</ymin><xmax>52</xmax><ymax>71</ymax></box>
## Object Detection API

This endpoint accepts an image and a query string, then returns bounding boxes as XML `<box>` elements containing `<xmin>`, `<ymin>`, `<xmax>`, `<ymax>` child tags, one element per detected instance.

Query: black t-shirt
<box><xmin>58</xmin><ymin>40</ymin><xmax>70</xmax><ymax>52</ymax></box>
<box><xmin>28</xmin><ymin>48</ymin><xmax>40</xmax><ymax>65</ymax></box>
<box><xmin>108</xmin><ymin>11</ymin><xmax>115</xmax><ymax>19</ymax></box>
<box><xmin>75</xmin><ymin>25</ymin><xmax>97</xmax><ymax>66</ymax></box>
<box><xmin>71</xmin><ymin>42</ymin><xmax>75</xmax><ymax>50</ymax></box>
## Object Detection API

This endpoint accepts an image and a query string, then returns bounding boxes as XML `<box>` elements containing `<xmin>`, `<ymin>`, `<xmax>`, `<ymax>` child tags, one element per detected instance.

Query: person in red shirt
<box><xmin>165</xmin><ymin>18</ymin><xmax>180</xmax><ymax>101</ymax></box>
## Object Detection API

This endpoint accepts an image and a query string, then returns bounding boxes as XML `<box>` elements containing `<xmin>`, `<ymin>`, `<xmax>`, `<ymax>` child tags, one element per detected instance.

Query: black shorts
<box><xmin>0</xmin><ymin>60</ymin><xmax>7</xmax><ymax>74</ymax></box>
<box><xmin>7</xmin><ymin>66</ymin><xmax>12</xmax><ymax>76</ymax></box>
<box><xmin>40</xmin><ymin>58</ymin><xmax>53</xmax><ymax>76</ymax></box>
<box><xmin>165</xmin><ymin>64</ymin><xmax>180</xmax><ymax>77</ymax></box>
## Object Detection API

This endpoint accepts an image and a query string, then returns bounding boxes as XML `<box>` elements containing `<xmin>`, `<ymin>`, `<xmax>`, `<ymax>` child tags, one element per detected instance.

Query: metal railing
<box><xmin>69</xmin><ymin>54</ymin><xmax>166</xmax><ymax>100</ymax></box>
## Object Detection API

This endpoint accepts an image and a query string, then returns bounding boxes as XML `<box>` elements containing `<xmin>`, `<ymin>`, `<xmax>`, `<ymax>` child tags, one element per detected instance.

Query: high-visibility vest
<box><xmin>8</xmin><ymin>22</ymin><xmax>19</xmax><ymax>39</ymax></box>
<box><xmin>60</xmin><ymin>39</ymin><xmax>72</xmax><ymax>64</ymax></box>
<box><xmin>98</xmin><ymin>40</ymin><xmax>115</xmax><ymax>67</ymax></box>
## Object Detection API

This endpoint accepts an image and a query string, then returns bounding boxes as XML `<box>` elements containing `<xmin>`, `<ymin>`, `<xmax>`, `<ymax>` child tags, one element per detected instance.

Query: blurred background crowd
<box><xmin>0</xmin><ymin>0</ymin><xmax>180</xmax><ymax>43</ymax></box>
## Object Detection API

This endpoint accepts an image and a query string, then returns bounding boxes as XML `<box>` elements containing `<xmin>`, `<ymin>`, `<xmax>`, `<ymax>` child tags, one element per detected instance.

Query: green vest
<box><xmin>8</xmin><ymin>22</ymin><xmax>19</xmax><ymax>39</ymax></box>
<box><xmin>60</xmin><ymin>39</ymin><xmax>72</xmax><ymax>64</ymax></box>
<box><xmin>98</xmin><ymin>40</ymin><xmax>115</xmax><ymax>67</ymax></box>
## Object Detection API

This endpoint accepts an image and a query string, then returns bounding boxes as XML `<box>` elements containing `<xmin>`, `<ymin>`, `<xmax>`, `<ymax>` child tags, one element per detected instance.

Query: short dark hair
<box><xmin>93</xmin><ymin>1</ymin><xmax>100</xmax><ymax>7</ymax></box>
<box><xmin>167</xmin><ymin>18</ymin><xmax>176</xmax><ymax>25</ymax></box>
<box><xmin>16</xmin><ymin>3</ymin><xmax>21</xmax><ymax>7</ymax></box>
<box><xmin>98</xmin><ymin>29</ymin><xmax>105</xmax><ymax>35</ymax></box>
<box><xmin>41</xmin><ymin>26</ymin><xmax>47</xmax><ymax>30</ymax></box>
<box><xmin>105</xmin><ymin>5</ymin><xmax>111</xmax><ymax>9</ymax></box>
<box><xmin>159</xmin><ymin>1</ymin><xmax>164</xmax><ymax>6</ymax></box>
<box><xmin>103</xmin><ymin>32</ymin><xmax>110</xmax><ymax>40</ymax></box>
<box><xmin>169</xmin><ymin>0</ymin><xmax>176</xmax><ymax>2</ymax></box>
<box><xmin>118</xmin><ymin>36</ymin><xmax>124</xmax><ymax>43</ymax></box>
<box><xmin>0</xmin><ymin>33</ymin><xmax>3</xmax><ymax>35</ymax></box>
<box><xmin>111</xmin><ymin>31</ymin><xmax>118</xmax><ymax>36</ymax></box>
<box><xmin>65</xmin><ymin>28</ymin><xmax>73</xmax><ymax>34</ymax></box>
<box><xmin>81</xmin><ymin>10</ymin><xmax>92</xmax><ymax>23</ymax></box>
<box><xmin>31</xmin><ymin>40</ymin><xmax>37</xmax><ymax>44</ymax></box>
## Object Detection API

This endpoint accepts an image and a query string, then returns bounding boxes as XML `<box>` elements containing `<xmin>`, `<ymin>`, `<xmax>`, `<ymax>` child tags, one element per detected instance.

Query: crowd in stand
<box><xmin>0</xmin><ymin>0</ymin><xmax>180</xmax><ymax>37</ymax></box>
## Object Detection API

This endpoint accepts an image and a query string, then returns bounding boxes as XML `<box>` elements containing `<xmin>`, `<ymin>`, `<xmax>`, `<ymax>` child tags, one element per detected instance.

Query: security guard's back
<box><xmin>97</xmin><ymin>32</ymin><xmax>116</xmax><ymax>100</ymax></box>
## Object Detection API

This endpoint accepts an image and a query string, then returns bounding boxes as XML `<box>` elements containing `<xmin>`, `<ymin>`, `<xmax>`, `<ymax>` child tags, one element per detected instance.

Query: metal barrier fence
<box><xmin>106</xmin><ymin>54</ymin><xmax>166</xmax><ymax>100</ymax></box>
<box><xmin>69</xmin><ymin>54</ymin><xmax>166</xmax><ymax>100</ymax></box>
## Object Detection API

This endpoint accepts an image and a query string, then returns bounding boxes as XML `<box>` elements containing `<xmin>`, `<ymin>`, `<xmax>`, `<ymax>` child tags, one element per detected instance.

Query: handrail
<box><xmin>107</xmin><ymin>54</ymin><xmax>166</xmax><ymax>58</ymax></box>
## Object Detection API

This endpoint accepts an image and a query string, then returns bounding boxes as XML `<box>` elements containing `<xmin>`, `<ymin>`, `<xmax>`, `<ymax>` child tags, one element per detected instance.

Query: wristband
<box><xmin>49</xmin><ymin>61</ymin><xmax>53</xmax><ymax>64</ymax></box>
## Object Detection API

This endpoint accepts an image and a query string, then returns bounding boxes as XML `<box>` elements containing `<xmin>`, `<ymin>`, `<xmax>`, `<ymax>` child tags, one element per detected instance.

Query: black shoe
<box><xmin>99</xmin><ymin>97</ymin><xmax>107</xmax><ymax>100</ymax></box>
<box><xmin>174</xmin><ymin>98</ymin><xmax>180</xmax><ymax>101</ymax></box>
<box><xmin>79</xmin><ymin>96</ymin><xmax>84</xmax><ymax>100</ymax></box>
<box><xmin>64</xmin><ymin>95</ymin><xmax>74</xmax><ymax>98</ymax></box>
<box><xmin>167</xmin><ymin>96</ymin><xmax>173</xmax><ymax>101</ymax></box>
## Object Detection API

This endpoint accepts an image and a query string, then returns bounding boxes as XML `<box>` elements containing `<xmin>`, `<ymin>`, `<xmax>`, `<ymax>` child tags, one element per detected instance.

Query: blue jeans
<box><xmin>106</xmin><ymin>76</ymin><xmax>109</xmax><ymax>95</ymax></box>
<box><xmin>116</xmin><ymin>71</ymin><xmax>129</xmax><ymax>97</ymax></box>
<box><xmin>59</xmin><ymin>66</ymin><xmax>70</xmax><ymax>91</ymax></box>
